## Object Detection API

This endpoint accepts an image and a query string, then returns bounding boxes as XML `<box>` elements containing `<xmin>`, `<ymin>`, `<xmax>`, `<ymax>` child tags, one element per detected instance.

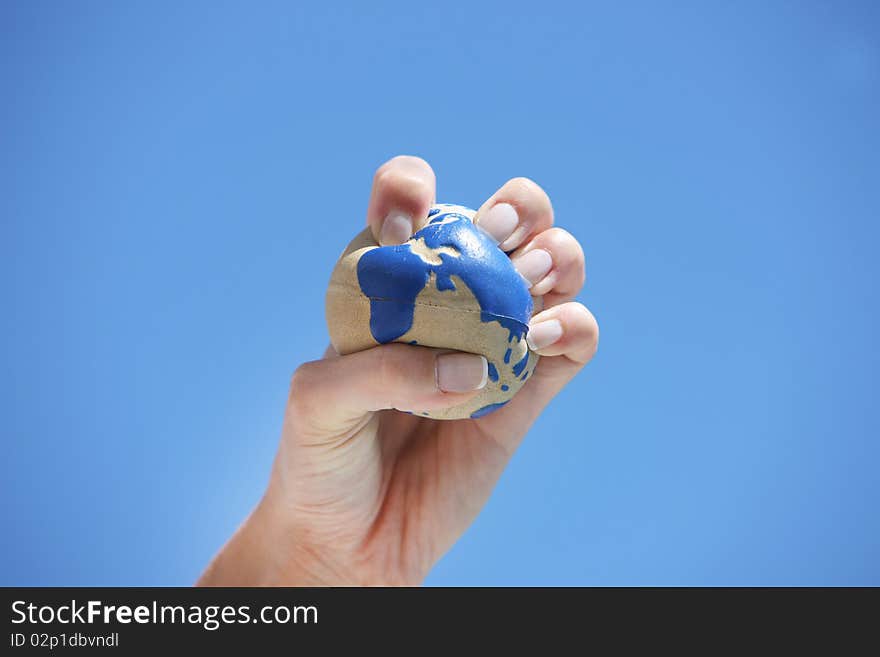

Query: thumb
<box><xmin>287</xmin><ymin>344</ymin><xmax>488</xmax><ymax>433</ymax></box>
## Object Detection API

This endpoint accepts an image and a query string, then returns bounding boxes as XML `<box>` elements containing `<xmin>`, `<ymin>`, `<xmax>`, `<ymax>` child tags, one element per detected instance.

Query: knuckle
<box><xmin>504</xmin><ymin>177</ymin><xmax>552</xmax><ymax>214</ymax></box>
<box><xmin>287</xmin><ymin>361</ymin><xmax>321</xmax><ymax>413</ymax></box>
<box><xmin>375</xmin><ymin>343</ymin><xmax>435</xmax><ymax>397</ymax></box>
<box><xmin>562</xmin><ymin>303</ymin><xmax>599</xmax><ymax>365</ymax></box>
<box><xmin>388</xmin><ymin>154</ymin><xmax>432</xmax><ymax>173</ymax></box>
<box><xmin>546</xmin><ymin>226</ymin><xmax>576</xmax><ymax>245</ymax></box>
<box><xmin>568</xmin><ymin>302</ymin><xmax>599</xmax><ymax>339</ymax></box>
<box><xmin>580</xmin><ymin>306</ymin><xmax>600</xmax><ymax>353</ymax></box>
<box><xmin>373</xmin><ymin>166</ymin><xmax>396</xmax><ymax>192</ymax></box>
<box><xmin>374</xmin><ymin>167</ymin><xmax>432</xmax><ymax>204</ymax></box>
<box><xmin>375</xmin><ymin>344</ymin><xmax>407</xmax><ymax>390</ymax></box>
<box><xmin>572</xmin><ymin>240</ymin><xmax>587</xmax><ymax>287</ymax></box>
<box><xmin>505</xmin><ymin>176</ymin><xmax>542</xmax><ymax>195</ymax></box>
<box><xmin>540</xmin><ymin>228</ymin><xmax>585</xmax><ymax>288</ymax></box>
<box><xmin>375</xmin><ymin>156</ymin><xmax>433</xmax><ymax>187</ymax></box>
<box><xmin>545</xmin><ymin>227</ymin><xmax>582</xmax><ymax>257</ymax></box>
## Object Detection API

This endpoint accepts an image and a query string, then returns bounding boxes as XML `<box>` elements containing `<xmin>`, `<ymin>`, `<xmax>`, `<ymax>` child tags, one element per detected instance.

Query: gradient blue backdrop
<box><xmin>2</xmin><ymin>1</ymin><xmax>878</xmax><ymax>585</ymax></box>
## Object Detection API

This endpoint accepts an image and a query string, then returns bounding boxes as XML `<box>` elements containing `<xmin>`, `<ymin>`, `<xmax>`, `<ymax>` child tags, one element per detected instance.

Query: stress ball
<box><xmin>325</xmin><ymin>203</ymin><xmax>538</xmax><ymax>420</ymax></box>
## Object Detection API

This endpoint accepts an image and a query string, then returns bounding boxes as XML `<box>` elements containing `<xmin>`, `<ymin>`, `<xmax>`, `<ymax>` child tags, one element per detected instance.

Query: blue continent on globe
<box><xmin>355</xmin><ymin>205</ymin><xmax>534</xmax><ymax>418</ymax></box>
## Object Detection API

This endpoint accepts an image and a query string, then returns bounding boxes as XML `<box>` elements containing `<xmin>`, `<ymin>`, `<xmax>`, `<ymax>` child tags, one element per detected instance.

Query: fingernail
<box><xmin>512</xmin><ymin>249</ymin><xmax>553</xmax><ymax>287</ymax></box>
<box><xmin>379</xmin><ymin>211</ymin><xmax>412</xmax><ymax>245</ymax></box>
<box><xmin>527</xmin><ymin>319</ymin><xmax>563</xmax><ymax>351</ymax></box>
<box><xmin>436</xmin><ymin>353</ymin><xmax>488</xmax><ymax>392</ymax></box>
<box><xmin>477</xmin><ymin>203</ymin><xmax>518</xmax><ymax>245</ymax></box>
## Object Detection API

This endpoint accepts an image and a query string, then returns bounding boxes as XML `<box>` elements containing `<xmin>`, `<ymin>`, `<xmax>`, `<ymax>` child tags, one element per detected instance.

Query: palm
<box><xmin>286</xmin><ymin>354</ymin><xmax>579</xmax><ymax>584</ymax></box>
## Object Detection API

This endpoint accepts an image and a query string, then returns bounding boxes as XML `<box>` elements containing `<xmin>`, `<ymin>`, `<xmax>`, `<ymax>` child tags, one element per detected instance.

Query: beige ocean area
<box><xmin>326</xmin><ymin>224</ymin><xmax>538</xmax><ymax>420</ymax></box>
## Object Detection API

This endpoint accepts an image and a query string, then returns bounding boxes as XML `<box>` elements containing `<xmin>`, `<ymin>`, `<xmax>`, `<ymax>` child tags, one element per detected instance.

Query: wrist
<box><xmin>199</xmin><ymin>485</ymin><xmax>426</xmax><ymax>587</ymax></box>
<box><xmin>197</xmin><ymin>493</ymin><xmax>332</xmax><ymax>587</ymax></box>
<box><xmin>250</xmin><ymin>493</ymin><xmax>350</xmax><ymax>586</ymax></box>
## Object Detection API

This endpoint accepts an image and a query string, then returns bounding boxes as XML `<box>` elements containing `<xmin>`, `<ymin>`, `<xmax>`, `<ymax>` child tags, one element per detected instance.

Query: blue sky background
<box><xmin>2</xmin><ymin>1</ymin><xmax>878</xmax><ymax>586</ymax></box>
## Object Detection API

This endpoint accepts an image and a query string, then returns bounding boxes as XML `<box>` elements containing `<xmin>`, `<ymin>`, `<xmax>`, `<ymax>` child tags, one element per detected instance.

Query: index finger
<box><xmin>366</xmin><ymin>155</ymin><xmax>437</xmax><ymax>245</ymax></box>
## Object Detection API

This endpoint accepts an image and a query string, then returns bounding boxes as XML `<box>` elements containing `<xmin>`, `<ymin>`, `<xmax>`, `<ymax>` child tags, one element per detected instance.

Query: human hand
<box><xmin>198</xmin><ymin>156</ymin><xmax>599</xmax><ymax>586</ymax></box>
